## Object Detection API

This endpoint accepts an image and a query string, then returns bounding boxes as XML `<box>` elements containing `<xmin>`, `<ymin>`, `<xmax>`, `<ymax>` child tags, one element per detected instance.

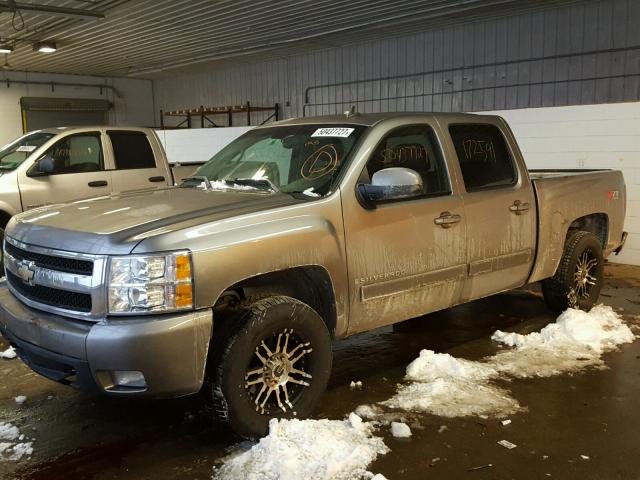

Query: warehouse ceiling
<box><xmin>0</xmin><ymin>0</ymin><xmax>576</xmax><ymax>78</ymax></box>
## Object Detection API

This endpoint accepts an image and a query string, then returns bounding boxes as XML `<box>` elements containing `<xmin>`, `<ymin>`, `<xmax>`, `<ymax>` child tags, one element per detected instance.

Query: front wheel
<box><xmin>541</xmin><ymin>230</ymin><xmax>604</xmax><ymax>313</ymax></box>
<box><xmin>207</xmin><ymin>295</ymin><xmax>332</xmax><ymax>438</ymax></box>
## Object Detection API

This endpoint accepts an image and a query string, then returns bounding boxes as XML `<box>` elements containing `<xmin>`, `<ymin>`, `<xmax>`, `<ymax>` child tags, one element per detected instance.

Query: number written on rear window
<box><xmin>449</xmin><ymin>124</ymin><xmax>517</xmax><ymax>191</ymax></box>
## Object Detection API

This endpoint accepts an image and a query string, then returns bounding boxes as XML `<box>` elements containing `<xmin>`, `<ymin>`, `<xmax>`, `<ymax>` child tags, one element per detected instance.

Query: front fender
<box><xmin>131</xmin><ymin>193</ymin><xmax>349</xmax><ymax>337</ymax></box>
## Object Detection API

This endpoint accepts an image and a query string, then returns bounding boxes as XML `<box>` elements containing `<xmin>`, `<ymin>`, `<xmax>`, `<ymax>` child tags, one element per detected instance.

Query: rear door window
<box><xmin>449</xmin><ymin>124</ymin><xmax>517</xmax><ymax>191</ymax></box>
<box><xmin>108</xmin><ymin>131</ymin><xmax>156</xmax><ymax>169</ymax></box>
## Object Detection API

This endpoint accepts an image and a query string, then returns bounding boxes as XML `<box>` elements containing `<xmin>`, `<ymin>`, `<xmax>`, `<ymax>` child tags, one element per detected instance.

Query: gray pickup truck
<box><xmin>0</xmin><ymin>113</ymin><xmax>627</xmax><ymax>438</ymax></box>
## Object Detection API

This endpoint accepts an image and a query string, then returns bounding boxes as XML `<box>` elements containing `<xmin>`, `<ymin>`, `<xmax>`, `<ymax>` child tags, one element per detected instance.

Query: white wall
<box><xmin>0</xmin><ymin>71</ymin><xmax>154</xmax><ymax>146</ymax></box>
<box><xmin>156</xmin><ymin>127</ymin><xmax>253</xmax><ymax>165</ymax></box>
<box><xmin>485</xmin><ymin>102</ymin><xmax>640</xmax><ymax>265</ymax></box>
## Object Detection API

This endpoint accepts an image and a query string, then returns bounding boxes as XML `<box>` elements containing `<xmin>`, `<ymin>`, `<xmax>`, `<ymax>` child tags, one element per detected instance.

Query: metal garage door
<box><xmin>20</xmin><ymin>97</ymin><xmax>112</xmax><ymax>132</ymax></box>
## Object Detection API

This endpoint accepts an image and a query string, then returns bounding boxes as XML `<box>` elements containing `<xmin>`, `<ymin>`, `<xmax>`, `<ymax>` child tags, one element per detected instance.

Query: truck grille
<box><xmin>6</xmin><ymin>270</ymin><xmax>92</xmax><ymax>313</ymax></box>
<box><xmin>4</xmin><ymin>237</ymin><xmax>105</xmax><ymax>320</ymax></box>
<box><xmin>5</xmin><ymin>242</ymin><xmax>93</xmax><ymax>276</ymax></box>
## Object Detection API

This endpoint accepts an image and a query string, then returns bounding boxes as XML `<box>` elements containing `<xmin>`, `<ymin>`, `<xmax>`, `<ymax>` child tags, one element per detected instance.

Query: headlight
<box><xmin>107</xmin><ymin>252</ymin><xmax>193</xmax><ymax>314</ymax></box>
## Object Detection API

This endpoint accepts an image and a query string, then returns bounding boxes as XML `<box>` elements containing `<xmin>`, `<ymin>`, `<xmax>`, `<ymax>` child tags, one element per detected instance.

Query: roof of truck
<box><xmin>33</xmin><ymin>126</ymin><xmax>154</xmax><ymax>135</ymax></box>
<box><xmin>269</xmin><ymin>111</ymin><xmax>496</xmax><ymax>127</ymax></box>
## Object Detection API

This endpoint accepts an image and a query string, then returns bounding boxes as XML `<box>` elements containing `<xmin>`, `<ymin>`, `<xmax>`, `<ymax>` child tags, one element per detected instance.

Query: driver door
<box><xmin>18</xmin><ymin>132</ymin><xmax>112</xmax><ymax>210</ymax></box>
<box><xmin>342</xmin><ymin>124</ymin><xmax>467</xmax><ymax>334</ymax></box>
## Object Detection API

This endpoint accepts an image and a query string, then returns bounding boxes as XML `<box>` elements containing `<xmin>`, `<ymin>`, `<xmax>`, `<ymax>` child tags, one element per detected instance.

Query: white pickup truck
<box><xmin>0</xmin><ymin>127</ymin><xmax>209</xmax><ymax>259</ymax></box>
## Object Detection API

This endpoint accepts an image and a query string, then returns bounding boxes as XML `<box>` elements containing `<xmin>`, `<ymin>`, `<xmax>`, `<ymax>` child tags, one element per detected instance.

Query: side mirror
<box><xmin>357</xmin><ymin>167</ymin><xmax>424</xmax><ymax>209</ymax></box>
<box><xmin>27</xmin><ymin>155</ymin><xmax>54</xmax><ymax>177</ymax></box>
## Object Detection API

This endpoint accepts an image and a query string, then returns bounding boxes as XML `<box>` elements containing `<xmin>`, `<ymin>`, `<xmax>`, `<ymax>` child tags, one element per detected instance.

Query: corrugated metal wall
<box><xmin>154</xmin><ymin>0</ymin><xmax>640</xmax><ymax>126</ymax></box>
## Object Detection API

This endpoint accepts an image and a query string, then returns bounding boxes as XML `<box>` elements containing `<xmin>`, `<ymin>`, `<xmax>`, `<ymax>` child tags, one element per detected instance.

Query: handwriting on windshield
<box><xmin>301</xmin><ymin>144</ymin><xmax>339</xmax><ymax>180</ymax></box>
<box><xmin>462</xmin><ymin>139</ymin><xmax>496</xmax><ymax>162</ymax></box>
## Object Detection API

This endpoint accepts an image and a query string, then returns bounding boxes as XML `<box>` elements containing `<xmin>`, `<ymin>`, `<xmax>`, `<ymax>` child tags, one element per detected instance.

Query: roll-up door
<box><xmin>20</xmin><ymin>97</ymin><xmax>113</xmax><ymax>132</ymax></box>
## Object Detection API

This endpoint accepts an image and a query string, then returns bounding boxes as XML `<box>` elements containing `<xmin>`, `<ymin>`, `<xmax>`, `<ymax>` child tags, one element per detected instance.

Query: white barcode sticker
<box><xmin>311</xmin><ymin>127</ymin><xmax>354</xmax><ymax>138</ymax></box>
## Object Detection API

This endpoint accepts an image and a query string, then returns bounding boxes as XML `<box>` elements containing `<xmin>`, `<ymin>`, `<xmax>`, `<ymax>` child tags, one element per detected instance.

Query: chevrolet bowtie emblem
<box><xmin>17</xmin><ymin>260</ymin><xmax>36</xmax><ymax>285</ymax></box>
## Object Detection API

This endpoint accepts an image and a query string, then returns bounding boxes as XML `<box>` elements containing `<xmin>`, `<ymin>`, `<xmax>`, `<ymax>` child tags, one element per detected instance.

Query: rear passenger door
<box><xmin>444</xmin><ymin>120</ymin><xmax>536</xmax><ymax>302</ymax></box>
<box><xmin>106</xmin><ymin>130</ymin><xmax>169</xmax><ymax>193</ymax></box>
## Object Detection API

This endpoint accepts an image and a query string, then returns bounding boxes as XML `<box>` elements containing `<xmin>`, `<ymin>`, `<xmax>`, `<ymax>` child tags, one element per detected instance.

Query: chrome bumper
<box><xmin>0</xmin><ymin>284</ymin><xmax>213</xmax><ymax>398</ymax></box>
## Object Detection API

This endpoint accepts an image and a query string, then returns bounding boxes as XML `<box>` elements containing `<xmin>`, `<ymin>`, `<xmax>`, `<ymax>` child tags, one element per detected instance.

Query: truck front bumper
<box><xmin>0</xmin><ymin>284</ymin><xmax>213</xmax><ymax>398</ymax></box>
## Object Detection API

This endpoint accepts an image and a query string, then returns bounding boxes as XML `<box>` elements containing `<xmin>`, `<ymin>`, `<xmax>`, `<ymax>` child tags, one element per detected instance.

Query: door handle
<box><xmin>148</xmin><ymin>176</ymin><xmax>165</xmax><ymax>183</ymax></box>
<box><xmin>434</xmin><ymin>211</ymin><xmax>462</xmax><ymax>228</ymax></box>
<box><xmin>509</xmin><ymin>200</ymin><xmax>530</xmax><ymax>215</ymax></box>
<box><xmin>88</xmin><ymin>180</ymin><xmax>108</xmax><ymax>187</ymax></box>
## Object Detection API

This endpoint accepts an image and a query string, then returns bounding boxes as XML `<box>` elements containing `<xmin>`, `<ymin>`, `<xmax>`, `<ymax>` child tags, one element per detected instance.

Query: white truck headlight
<box><xmin>107</xmin><ymin>252</ymin><xmax>193</xmax><ymax>314</ymax></box>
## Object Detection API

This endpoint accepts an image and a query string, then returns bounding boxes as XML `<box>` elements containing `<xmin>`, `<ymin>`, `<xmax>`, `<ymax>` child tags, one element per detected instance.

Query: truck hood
<box><xmin>7</xmin><ymin>187</ymin><xmax>303</xmax><ymax>254</ymax></box>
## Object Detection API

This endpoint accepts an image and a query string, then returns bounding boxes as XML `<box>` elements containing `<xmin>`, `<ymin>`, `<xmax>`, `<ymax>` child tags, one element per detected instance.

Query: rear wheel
<box><xmin>541</xmin><ymin>230</ymin><xmax>604</xmax><ymax>313</ymax></box>
<box><xmin>206</xmin><ymin>295</ymin><xmax>332</xmax><ymax>438</ymax></box>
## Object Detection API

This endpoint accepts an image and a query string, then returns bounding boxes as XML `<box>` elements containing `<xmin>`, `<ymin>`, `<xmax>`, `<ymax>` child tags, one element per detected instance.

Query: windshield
<box><xmin>0</xmin><ymin>132</ymin><xmax>56</xmax><ymax>170</ymax></box>
<box><xmin>183</xmin><ymin>124</ymin><xmax>367</xmax><ymax>196</ymax></box>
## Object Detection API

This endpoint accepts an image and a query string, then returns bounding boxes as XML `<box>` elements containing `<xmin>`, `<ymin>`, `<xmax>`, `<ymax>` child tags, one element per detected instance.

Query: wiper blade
<box><xmin>232</xmin><ymin>178</ymin><xmax>280</xmax><ymax>193</ymax></box>
<box><xmin>181</xmin><ymin>176</ymin><xmax>212</xmax><ymax>189</ymax></box>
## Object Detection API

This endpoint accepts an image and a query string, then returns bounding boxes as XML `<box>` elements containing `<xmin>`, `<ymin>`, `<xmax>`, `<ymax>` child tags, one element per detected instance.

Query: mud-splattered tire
<box><xmin>541</xmin><ymin>230</ymin><xmax>604</xmax><ymax>313</ymax></box>
<box><xmin>206</xmin><ymin>295</ymin><xmax>332</xmax><ymax>438</ymax></box>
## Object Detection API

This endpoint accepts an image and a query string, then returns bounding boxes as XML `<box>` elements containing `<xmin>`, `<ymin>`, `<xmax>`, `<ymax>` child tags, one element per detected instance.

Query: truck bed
<box><xmin>528</xmin><ymin>168</ymin><xmax>626</xmax><ymax>283</ymax></box>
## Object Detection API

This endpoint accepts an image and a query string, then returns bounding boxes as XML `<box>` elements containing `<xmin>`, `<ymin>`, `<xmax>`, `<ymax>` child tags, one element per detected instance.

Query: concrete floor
<box><xmin>1</xmin><ymin>263</ymin><xmax>639</xmax><ymax>480</ymax></box>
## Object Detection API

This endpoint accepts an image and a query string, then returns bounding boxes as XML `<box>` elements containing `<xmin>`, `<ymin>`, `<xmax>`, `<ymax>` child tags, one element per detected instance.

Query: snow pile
<box><xmin>14</xmin><ymin>396</ymin><xmax>26</xmax><ymax>405</ymax></box>
<box><xmin>0</xmin><ymin>347</ymin><xmax>16</xmax><ymax>359</ymax></box>
<box><xmin>0</xmin><ymin>422</ymin><xmax>33</xmax><ymax>461</ymax></box>
<box><xmin>390</xmin><ymin>422</ymin><xmax>411</xmax><ymax>438</ymax></box>
<box><xmin>491</xmin><ymin>305</ymin><xmax>635</xmax><ymax>377</ymax></box>
<box><xmin>214</xmin><ymin>414</ymin><xmax>389</xmax><ymax>480</ymax></box>
<box><xmin>382</xmin><ymin>350</ymin><xmax>521</xmax><ymax>418</ymax></box>
<box><xmin>384</xmin><ymin>305</ymin><xmax>634</xmax><ymax>418</ymax></box>
<box><xmin>0</xmin><ymin>423</ymin><xmax>19</xmax><ymax>441</ymax></box>
<box><xmin>405</xmin><ymin>349</ymin><xmax>496</xmax><ymax>382</ymax></box>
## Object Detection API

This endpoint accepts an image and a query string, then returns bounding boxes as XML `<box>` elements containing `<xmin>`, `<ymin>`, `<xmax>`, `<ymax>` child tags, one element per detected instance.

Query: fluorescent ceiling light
<box><xmin>0</xmin><ymin>44</ymin><xmax>12</xmax><ymax>54</ymax></box>
<box><xmin>34</xmin><ymin>41</ymin><xmax>57</xmax><ymax>53</ymax></box>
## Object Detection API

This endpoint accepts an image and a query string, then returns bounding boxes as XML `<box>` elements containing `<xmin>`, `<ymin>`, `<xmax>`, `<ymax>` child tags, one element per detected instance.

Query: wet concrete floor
<box><xmin>1</xmin><ymin>263</ymin><xmax>639</xmax><ymax>480</ymax></box>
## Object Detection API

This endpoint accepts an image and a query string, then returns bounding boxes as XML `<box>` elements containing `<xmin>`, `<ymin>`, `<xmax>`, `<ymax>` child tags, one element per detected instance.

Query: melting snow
<box><xmin>0</xmin><ymin>347</ymin><xmax>16</xmax><ymax>360</ymax></box>
<box><xmin>197</xmin><ymin>180</ymin><xmax>260</xmax><ymax>191</ymax></box>
<box><xmin>390</xmin><ymin>422</ymin><xmax>412</xmax><ymax>438</ymax></box>
<box><xmin>381</xmin><ymin>350</ymin><xmax>522</xmax><ymax>418</ymax></box>
<box><xmin>354</xmin><ymin>404</ymin><xmax>381</xmax><ymax>420</ymax></box>
<box><xmin>213</xmin><ymin>414</ymin><xmax>389</xmax><ymax>480</ymax></box>
<box><xmin>490</xmin><ymin>305</ymin><xmax>635</xmax><ymax>378</ymax></box>
<box><xmin>0</xmin><ymin>422</ymin><xmax>33</xmax><ymax>461</ymax></box>
<box><xmin>384</xmin><ymin>305</ymin><xmax>634</xmax><ymax>418</ymax></box>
